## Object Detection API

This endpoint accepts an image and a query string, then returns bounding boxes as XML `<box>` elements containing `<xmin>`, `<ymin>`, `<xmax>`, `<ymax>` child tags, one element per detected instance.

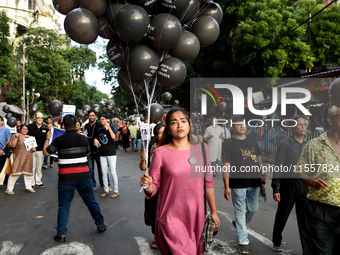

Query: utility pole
<box><xmin>22</xmin><ymin>42</ymin><xmax>26</xmax><ymax>123</ymax></box>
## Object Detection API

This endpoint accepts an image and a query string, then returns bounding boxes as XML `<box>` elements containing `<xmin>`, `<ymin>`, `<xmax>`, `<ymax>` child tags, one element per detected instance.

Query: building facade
<box><xmin>0</xmin><ymin>0</ymin><xmax>60</xmax><ymax>44</ymax></box>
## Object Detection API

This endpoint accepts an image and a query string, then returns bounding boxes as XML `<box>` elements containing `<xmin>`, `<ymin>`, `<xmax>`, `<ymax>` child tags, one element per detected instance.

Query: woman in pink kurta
<box><xmin>141</xmin><ymin>108</ymin><xmax>220</xmax><ymax>255</ymax></box>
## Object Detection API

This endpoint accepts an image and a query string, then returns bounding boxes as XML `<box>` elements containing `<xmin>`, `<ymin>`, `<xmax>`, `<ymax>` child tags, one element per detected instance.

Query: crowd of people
<box><xmin>0</xmin><ymin>102</ymin><xmax>339</xmax><ymax>255</ymax></box>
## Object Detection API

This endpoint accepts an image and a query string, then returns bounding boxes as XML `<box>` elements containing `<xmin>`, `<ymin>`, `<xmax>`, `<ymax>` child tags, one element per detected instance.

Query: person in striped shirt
<box><xmin>43</xmin><ymin>114</ymin><xmax>106</xmax><ymax>243</ymax></box>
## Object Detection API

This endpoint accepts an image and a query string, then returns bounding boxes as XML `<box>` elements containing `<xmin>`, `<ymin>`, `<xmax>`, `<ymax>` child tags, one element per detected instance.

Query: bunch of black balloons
<box><xmin>54</xmin><ymin>0</ymin><xmax>223</xmax><ymax>94</ymax></box>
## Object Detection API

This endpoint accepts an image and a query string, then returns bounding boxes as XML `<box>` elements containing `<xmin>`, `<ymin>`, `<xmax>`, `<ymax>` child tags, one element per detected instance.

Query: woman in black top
<box><xmin>94</xmin><ymin>115</ymin><xmax>119</xmax><ymax>198</ymax></box>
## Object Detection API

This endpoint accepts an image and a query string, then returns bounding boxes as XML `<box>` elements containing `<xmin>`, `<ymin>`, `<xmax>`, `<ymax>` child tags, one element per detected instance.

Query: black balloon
<box><xmin>3</xmin><ymin>105</ymin><xmax>10</xmax><ymax>113</ymax></box>
<box><xmin>80</xmin><ymin>0</ymin><xmax>108</xmax><ymax>18</ymax></box>
<box><xmin>115</xmin><ymin>5</ymin><xmax>150</xmax><ymax>44</ymax></box>
<box><xmin>219</xmin><ymin>101</ymin><xmax>227</xmax><ymax>111</ymax></box>
<box><xmin>106</xmin><ymin>100</ymin><xmax>116</xmax><ymax>111</ymax></box>
<box><xmin>132</xmin><ymin>0</ymin><xmax>159</xmax><ymax>15</ymax></box>
<box><xmin>76</xmin><ymin>110</ymin><xmax>84</xmax><ymax>118</ymax></box>
<box><xmin>163</xmin><ymin>92</ymin><xmax>172</xmax><ymax>101</ymax></box>
<box><xmin>98</xmin><ymin>17</ymin><xmax>115</xmax><ymax>39</ymax></box>
<box><xmin>169</xmin><ymin>31</ymin><xmax>200</xmax><ymax>62</ymax></box>
<box><xmin>105</xmin><ymin>3</ymin><xmax>126</xmax><ymax>31</ymax></box>
<box><xmin>133</xmin><ymin>109</ymin><xmax>137</xmax><ymax>114</ymax></box>
<box><xmin>174</xmin><ymin>100</ymin><xmax>179</xmax><ymax>106</ymax></box>
<box><xmin>7</xmin><ymin>117</ymin><xmax>17</xmax><ymax>127</ymax></box>
<box><xmin>329</xmin><ymin>78</ymin><xmax>340</xmax><ymax>108</ymax></box>
<box><xmin>5</xmin><ymin>113</ymin><xmax>12</xmax><ymax>119</ymax></box>
<box><xmin>49</xmin><ymin>100</ymin><xmax>63</xmax><ymax>116</ymax></box>
<box><xmin>157</xmin><ymin>57</ymin><xmax>187</xmax><ymax>89</ymax></box>
<box><xmin>128</xmin><ymin>45</ymin><xmax>158</xmax><ymax>80</ymax></box>
<box><xmin>150</xmin><ymin>103</ymin><xmax>164</xmax><ymax>123</ymax></box>
<box><xmin>82</xmin><ymin>105</ymin><xmax>91</xmax><ymax>114</ymax></box>
<box><xmin>160</xmin><ymin>0</ymin><xmax>190</xmax><ymax>15</ymax></box>
<box><xmin>31</xmin><ymin>103</ymin><xmax>38</xmax><ymax>113</ymax></box>
<box><xmin>190</xmin><ymin>16</ymin><xmax>220</xmax><ymax>47</ymax></box>
<box><xmin>64</xmin><ymin>8</ymin><xmax>99</xmax><ymax>45</ymax></box>
<box><xmin>148</xmin><ymin>13</ymin><xmax>182</xmax><ymax>52</ymax></box>
<box><xmin>199</xmin><ymin>2</ymin><xmax>223</xmax><ymax>24</ymax></box>
<box><xmin>92</xmin><ymin>104</ymin><xmax>101</xmax><ymax>113</ymax></box>
<box><xmin>111</xmin><ymin>110</ymin><xmax>115</xmax><ymax>114</ymax></box>
<box><xmin>117</xmin><ymin>108</ymin><xmax>121</xmax><ymax>113</ymax></box>
<box><xmin>177</xmin><ymin>0</ymin><xmax>200</xmax><ymax>25</ymax></box>
<box><xmin>190</xmin><ymin>112</ymin><xmax>198</xmax><ymax>120</ymax></box>
<box><xmin>125</xmin><ymin>107</ymin><xmax>129</xmax><ymax>112</ymax></box>
<box><xmin>106</xmin><ymin>34</ymin><xmax>128</xmax><ymax>68</ymax></box>
<box><xmin>53</xmin><ymin>0</ymin><xmax>79</xmax><ymax>15</ymax></box>
<box><xmin>118</xmin><ymin>68</ymin><xmax>146</xmax><ymax>95</ymax></box>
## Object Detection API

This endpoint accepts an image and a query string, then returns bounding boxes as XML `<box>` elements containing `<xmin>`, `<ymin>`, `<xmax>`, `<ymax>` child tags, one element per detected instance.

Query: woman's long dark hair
<box><xmin>159</xmin><ymin>107</ymin><xmax>194</xmax><ymax>146</ymax></box>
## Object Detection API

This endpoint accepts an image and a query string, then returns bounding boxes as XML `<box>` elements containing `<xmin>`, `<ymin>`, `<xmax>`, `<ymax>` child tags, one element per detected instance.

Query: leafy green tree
<box><xmin>0</xmin><ymin>11</ymin><xmax>14</xmax><ymax>88</ymax></box>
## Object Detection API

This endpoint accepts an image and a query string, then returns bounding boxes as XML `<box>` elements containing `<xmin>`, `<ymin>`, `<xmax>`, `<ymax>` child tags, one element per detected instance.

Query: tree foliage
<box><xmin>5</xmin><ymin>27</ymin><xmax>98</xmax><ymax>112</ymax></box>
<box><xmin>0</xmin><ymin>11</ymin><xmax>14</xmax><ymax>87</ymax></box>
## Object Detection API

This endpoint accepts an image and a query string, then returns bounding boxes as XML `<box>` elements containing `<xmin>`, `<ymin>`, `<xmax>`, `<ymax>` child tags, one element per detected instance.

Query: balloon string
<box><xmin>182</xmin><ymin>1</ymin><xmax>212</xmax><ymax>26</ymax></box>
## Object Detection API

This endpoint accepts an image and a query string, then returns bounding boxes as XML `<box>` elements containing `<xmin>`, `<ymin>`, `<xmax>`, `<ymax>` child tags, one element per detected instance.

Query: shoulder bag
<box><xmin>201</xmin><ymin>142</ymin><xmax>218</xmax><ymax>252</ymax></box>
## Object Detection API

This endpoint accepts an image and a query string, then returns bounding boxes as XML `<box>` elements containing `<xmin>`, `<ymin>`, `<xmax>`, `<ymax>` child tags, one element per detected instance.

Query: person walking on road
<box><xmin>204</xmin><ymin>117</ymin><xmax>225</xmax><ymax>176</ymax></box>
<box><xmin>6</xmin><ymin>125</ymin><xmax>36</xmax><ymax>194</ymax></box>
<box><xmin>271</xmin><ymin>115</ymin><xmax>311</xmax><ymax>253</ymax></box>
<box><xmin>139</xmin><ymin>123</ymin><xmax>165</xmax><ymax>250</ymax></box>
<box><xmin>27</xmin><ymin>112</ymin><xmax>47</xmax><ymax>189</ymax></box>
<box><xmin>43</xmin><ymin>114</ymin><xmax>106</xmax><ymax>243</ymax></box>
<box><xmin>222</xmin><ymin>115</ymin><xmax>265</xmax><ymax>255</ymax></box>
<box><xmin>295</xmin><ymin>103</ymin><xmax>340</xmax><ymax>255</ymax></box>
<box><xmin>129</xmin><ymin>119</ymin><xmax>139</xmax><ymax>152</ymax></box>
<box><xmin>84</xmin><ymin>110</ymin><xmax>108</xmax><ymax>190</ymax></box>
<box><xmin>140</xmin><ymin>107</ymin><xmax>220</xmax><ymax>255</ymax></box>
<box><xmin>94</xmin><ymin>114</ymin><xmax>119</xmax><ymax>198</ymax></box>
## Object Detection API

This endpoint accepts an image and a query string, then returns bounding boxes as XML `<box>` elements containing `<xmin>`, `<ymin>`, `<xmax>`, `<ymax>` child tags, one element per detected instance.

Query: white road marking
<box><xmin>206</xmin><ymin>239</ymin><xmax>237</xmax><ymax>254</ymax></box>
<box><xmin>217</xmin><ymin>210</ymin><xmax>291</xmax><ymax>254</ymax></box>
<box><xmin>0</xmin><ymin>241</ymin><xmax>23</xmax><ymax>255</ymax></box>
<box><xmin>134</xmin><ymin>237</ymin><xmax>154</xmax><ymax>255</ymax></box>
<box><xmin>40</xmin><ymin>242</ymin><xmax>93</xmax><ymax>255</ymax></box>
<box><xmin>108</xmin><ymin>217</ymin><xmax>126</xmax><ymax>229</ymax></box>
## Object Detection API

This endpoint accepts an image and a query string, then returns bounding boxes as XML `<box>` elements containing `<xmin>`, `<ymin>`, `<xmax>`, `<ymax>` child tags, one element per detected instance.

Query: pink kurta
<box><xmin>147</xmin><ymin>143</ymin><xmax>214</xmax><ymax>255</ymax></box>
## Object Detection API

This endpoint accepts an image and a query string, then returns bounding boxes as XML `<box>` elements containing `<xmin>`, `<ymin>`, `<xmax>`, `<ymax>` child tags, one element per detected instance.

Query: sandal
<box><xmin>150</xmin><ymin>241</ymin><xmax>158</xmax><ymax>249</ymax></box>
<box><xmin>110</xmin><ymin>192</ymin><xmax>119</xmax><ymax>198</ymax></box>
<box><xmin>50</xmin><ymin>164</ymin><xmax>54</xmax><ymax>168</ymax></box>
<box><xmin>108</xmin><ymin>187</ymin><xmax>112</xmax><ymax>192</ymax></box>
<box><xmin>5</xmin><ymin>190</ymin><xmax>14</xmax><ymax>195</ymax></box>
<box><xmin>42</xmin><ymin>164</ymin><xmax>48</xmax><ymax>169</ymax></box>
<box><xmin>26</xmin><ymin>189</ymin><xmax>36</xmax><ymax>193</ymax></box>
<box><xmin>100</xmin><ymin>192</ymin><xmax>109</xmax><ymax>197</ymax></box>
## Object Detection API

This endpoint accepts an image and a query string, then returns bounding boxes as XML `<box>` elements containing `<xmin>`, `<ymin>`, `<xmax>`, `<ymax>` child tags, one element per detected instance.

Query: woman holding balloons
<box><xmin>140</xmin><ymin>107</ymin><xmax>220</xmax><ymax>255</ymax></box>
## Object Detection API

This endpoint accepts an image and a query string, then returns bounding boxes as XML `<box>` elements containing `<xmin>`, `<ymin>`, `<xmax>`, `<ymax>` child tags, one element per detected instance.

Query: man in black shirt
<box><xmin>222</xmin><ymin>115</ymin><xmax>265</xmax><ymax>255</ymax></box>
<box><xmin>43</xmin><ymin>114</ymin><xmax>106</xmax><ymax>243</ymax></box>
<box><xmin>27</xmin><ymin>112</ymin><xmax>48</xmax><ymax>189</ymax></box>
<box><xmin>84</xmin><ymin>110</ymin><xmax>109</xmax><ymax>190</ymax></box>
<box><xmin>271</xmin><ymin>115</ymin><xmax>311</xmax><ymax>254</ymax></box>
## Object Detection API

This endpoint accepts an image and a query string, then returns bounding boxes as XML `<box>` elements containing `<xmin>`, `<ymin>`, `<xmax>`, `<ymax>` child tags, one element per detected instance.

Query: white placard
<box><xmin>62</xmin><ymin>105</ymin><xmax>76</xmax><ymax>121</ymax></box>
<box><xmin>24</xmin><ymin>136</ymin><xmax>38</xmax><ymax>151</ymax></box>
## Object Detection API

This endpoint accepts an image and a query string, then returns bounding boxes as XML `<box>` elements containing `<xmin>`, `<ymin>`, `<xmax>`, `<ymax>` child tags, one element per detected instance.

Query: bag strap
<box><xmin>201</xmin><ymin>142</ymin><xmax>207</xmax><ymax>216</ymax></box>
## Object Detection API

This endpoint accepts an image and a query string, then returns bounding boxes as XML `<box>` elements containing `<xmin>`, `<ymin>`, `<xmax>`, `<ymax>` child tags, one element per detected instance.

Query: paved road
<box><xmin>0</xmin><ymin>148</ymin><xmax>303</xmax><ymax>255</ymax></box>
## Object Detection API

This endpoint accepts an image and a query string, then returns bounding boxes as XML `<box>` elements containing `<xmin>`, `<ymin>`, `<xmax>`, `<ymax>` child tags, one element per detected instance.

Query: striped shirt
<box><xmin>46</xmin><ymin>130</ymin><xmax>91</xmax><ymax>182</ymax></box>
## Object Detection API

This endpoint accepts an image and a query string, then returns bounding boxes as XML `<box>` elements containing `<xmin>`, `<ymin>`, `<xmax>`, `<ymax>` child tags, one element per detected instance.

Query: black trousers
<box><xmin>307</xmin><ymin>200</ymin><xmax>340</xmax><ymax>255</ymax></box>
<box><xmin>272</xmin><ymin>179</ymin><xmax>311</xmax><ymax>255</ymax></box>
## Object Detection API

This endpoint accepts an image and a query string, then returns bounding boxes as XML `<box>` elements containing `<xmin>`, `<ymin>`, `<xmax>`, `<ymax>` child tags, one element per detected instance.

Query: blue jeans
<box><xmin>100</xmin><ymin>155</ymin><xmax>118</xmax><ymax>193</ymax></box>
<box><xmin>131</xmin><ymin>138</ymin><xmax>137</xmax><ymax>151</ymax></box>
<box><xmin>57</xmin><ymin>179</ymin><xmax>105</xmax><ymax>237</ymax></box>
<box><xmin>231</xmin><ymin>187</ymin><xmax>259</xmax><ymax>244</ymax></box>
<box><xmin>87</xmin><ymin>151</ymin><xmax>110</xmax><ymax>187</ymax></box>
<box><xmin>44</xmin><ymin>156</ymin><xmax>53</xmax><ymax>165</ymax></box>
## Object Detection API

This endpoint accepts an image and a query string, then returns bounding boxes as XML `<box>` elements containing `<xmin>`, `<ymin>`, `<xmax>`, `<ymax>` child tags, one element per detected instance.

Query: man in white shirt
<box><xmin>204</xmin><ymin>117</ymin><xmax>225</xmax><ymax>176</ymax></box>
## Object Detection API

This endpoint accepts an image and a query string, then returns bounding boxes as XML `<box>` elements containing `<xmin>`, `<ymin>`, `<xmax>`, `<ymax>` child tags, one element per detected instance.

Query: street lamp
<box><xmin>26</xmin><ymin>88</ymin><xmax>40</xmax><ymax>123</ymax></box>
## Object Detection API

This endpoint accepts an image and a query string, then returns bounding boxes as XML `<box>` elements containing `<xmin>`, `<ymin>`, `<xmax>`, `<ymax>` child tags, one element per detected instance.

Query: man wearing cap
<box><xmin>27</xmin><ymin>112</ymin><xmax>48</xmax><ymax>188</ymax></box>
